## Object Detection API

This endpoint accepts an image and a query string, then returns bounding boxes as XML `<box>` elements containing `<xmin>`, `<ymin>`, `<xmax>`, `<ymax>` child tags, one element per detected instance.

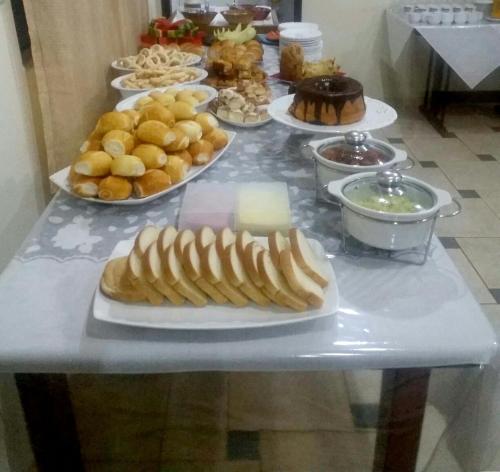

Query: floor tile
<box><xmin>454</xmin><ymin>131</ymin><xmax>500</xmax><ymax>158</ymax></box>
<box><xmin>420</xmin><ymin>161</ymin><xmax>438</xmax><ymax>168</ymax></box>
<box><xmin>166</xmin><ymin>372</ymin><xmax>227</xmax><ymax>431</ymax></box>
<box><xmin>439</xmin><ymin>237</ymin><xmax>460</xmax><ymax>249</ymax></box>
<box><xmin>69</xmin><ymin>374</ymin><xmax>170</xmax><ymax>415</ymax></box>
<box><xmin>85</xmin><ymin>462</ymin><xmax>160</xmax><ymax>472</ymax></box>
<box><xmin>457</xmin><ymin>190</ymin><xmax>480</xmax><ymax>199</ymax></box>
<box><xmin>436</xmin><ymin>199</ymin><xmax>500</xmax><ymax>238</ymax></box>
<box><xmin>481</xmin><ymin>304</ymin><xmax>500</xmax><ymax>338</ymax></box>
<box><xmin>489</xmin><ymin>290</ymin><xmax>500</xmax><ymax>304</ymax></box>
<box><xmin>383</xmin><ymin>114</ymin><xmax>441</xmax><ymax>139</ymax></box>
<box><xmin>227</xmin><ymin>431</ymin><xmax>260</xmax><ymax>461</ymax></box>
<box><xmin>444</xmin><ymin>112</ymin><xmax>493</xmax><ymax>133</ymax></box>
<box><xmin>446</xmin><ymin>249</ymin><xmax>495</xmax><ymax>304</ymax></box>
<box><xmin>388</xmin><ymin>137</ymin><xmax>404</xmax><ymax>144</ymax></box>
<box><xmin>478</xmin><ymin>154</ymin><xmax>496</xmax><ymax>162</ymax></box>
<box><xmin>476</xmin><ymin>188</ymin><xmax>500</xmax><ymax>218</ymax></box>
<box><xmin>439</xmin><ymin>161</ymin><xmax>500</xmax><ymax>190</ymax></box>
<box><xmin>404</xmin><ymin>166</ymin><xmax>459</xmax><ymax>198</ymax></box>
<box><xmin>161</xmin><ymin>430</ymin><xmax>226</xmax><ymax>462</ymax></box>
<box><xmin>228</xmin><ymin>372</ymin><xmax>354</xmax><ymax>432</ymax></box>
<box><xmin>75</xmin><ymin>410</ymin><xmax>164</xmax><ymax>462</ymax></box>
<box><xmin>260</xmin><ymin>431</ymin><xmax>374</xmax><ymax>472</ymax></box>
<box><xmin>457</xmin><ymin>238</ymin><xmax>500</xmax><ymax>288</ymax></box>
<box><xmin>405</xmin><ymin>137</ymin><xmax>478</xmax><ymax>163</ymax></box>
<box><xmin>416</xmin><ymin>405</ymin><xmax>450</xmax><ymax>472</ymax></box>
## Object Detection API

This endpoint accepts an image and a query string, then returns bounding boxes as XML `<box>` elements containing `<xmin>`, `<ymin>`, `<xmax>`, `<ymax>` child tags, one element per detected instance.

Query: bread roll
<box><xmin>174</xmin><ymin>120</ymin><xmax>203</xmax><ymax>144</ymax></box>
<box><xmin>98</xmin><ymin>176</ymin><xmax>133</xmax><ymax>200</ymax></box>
<box><xmin>176</xmin><ymin>94</ymin><xmax>199</xmax><ymax>107</ymax></box>
<box><xmin>74</xmin><ymin>151</ymin><xmax>113</xmax><ymax>177</ymax></box>
<box><xmin>111</xmin><ymin>155</ymin><xmax>146</xmax><ymax>177</ymax></box>
<box><xmin>132</xmin><ymin>144</ymin><xmax>167</xmax><ymax>169</ymax></box>
<box><xmin>195</xmin><ymin>112</ymin><xmax>219</xmax><ymax>136</ymax></box>
<box><xmin>164</xmin><ymin>128</ymin><xmax>190</xmax><ymax>152</ymax></box>
<box><xmin>123</xmin><ymin>109</ymin><xmax>141</xmax><ymax>126</ymax></box>
<box><xmin>139</xmin><ymin>104</ymin><xmax>176</xmax><ymax>128</ymax></box>
<box><xmin>134</xmin><ymin>169</ymin><xmax>172</xmax><ymax>198</ymax></box>
<box><xmin>204</xmin><ymin>128</ymin><xmax>228</xmax><ymax>150</ymax></box>
<box><xmin>136</xmin><ymin>120</ymin><xmax>176</xmax><ymax>147</ymax></box>
<box><xmin>79</xmin><ymin>139</ymin><xmax>101</xmax><ymax>153</ymax></box>
<box><xmin>95</xmin><ymin>112</ymin><xmax>133</xmax><ymax>136</ymax></box>
<box><xmin>188</xmin><ymin>139</ymin><xmax>214</xmax><ymax>165</ymax></box>
<box><xmin>192</xmin><ymin>90</ymin><xmax>209</xmax><ymax>102</ymax></box>
<box><xmin>149</xmin><ymin>91</ymin><xmax>176</xmax><ymax>107</ymax></box>
<box><xmin>69</xmin><ymin>167</ymin><xmax>102</xmax><ymax>197</ymax></box>
<box><xmin>174</xmin><ymin>149</ymin><xmax>193</xmax><ymax>166</ymax></box>
<box><xmin>100</xmin><ymin>257</ymin><xmax>146</xmax><ymax>302</ymax></box>
<box><xmin>102</xmin><ymin>130</ymin><xmax>135</xmax><ymax>158</ymax></box>
<box><xmin>134</xmin><ymin>95</ymin><xmax>155</xmax><ymax>110</ymax></box>
<box><xmin>168</xmin><ymin>101</ymin><xmax>196</xmax><ymax>121</ymax></box>
<box><xmin>164</xmin><ymin>155</ymin><xmax>189</xmax><ymax>184</ymax></box>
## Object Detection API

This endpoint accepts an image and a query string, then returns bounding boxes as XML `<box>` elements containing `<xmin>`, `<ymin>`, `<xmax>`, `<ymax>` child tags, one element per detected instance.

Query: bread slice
<box><xmin>196</xmin><ymin>226</ymin><xmax>216</xmax><ymax>254</ymax></box>
<box><xmin>242</xmin><ymin>242</ymin><xmax>265</xmax><ymax>288</ymax></box>
<box><xmin>127</xmin><ymin>248</ymin><xmax>164</xmax><ymax>305</ymax></box>
<box><xmin>215</xmin><ymin>227</ymin><xmax>236</xmax><ymax>257</ymax></box>
<box><xmin>236</xmin><ymin>230</ymin><xmax>254</xmax><ymax>258</ymax></box>
<box><xmin>269</xmin><ymin>231</ymin><xmax>290</xmax><ymax>268</ymax></box>
<box><xmin>100</xmin><ymin>256</ymin><xmax>146</xmax><ymax>302</ymax></box>
<box><xmin>163</xmin><ymin>245</ymin><xmax>208</xmax><ymax>307</ymax></box>
<box><xmin>289</xmin><ymin>228</ymin><xmax>329</xmax><ymax>288</ymax></box>
<box><xmin>280</xmin><ymin>249</ymin><xmax>325</xmax><ymax>308</ymax></box>
<box><xmin>157</xmin><ymin>225</ymin><xmax>178</xmax><ymax>254</ymax></box>
<box><xmin>222</xmin><ymin>244</ymin><xmax>270</xmax><ymax>306</ymax></box>
<box><xmin>134</xmin><ymin>225</ymin><xmax>161</xmax><ymax>257</ymax></box>
<box><xmin>257</xmin><ymin>250</ymin><xmax>307</xmax><ymax>312</ymax></box>
<box><xmin>182</xmin><ymin>240</ymin><xmax>228</xmax><ymax>304</ymax></box>
<box><xmin>174</xmin><ymin>229</ymin><xmax>195</xmax><ymax>259</ymax></box>
<box><xmin>200</xmin><ymin>243</ymin><xmax>248</xmax><ymax>307</ymax></box>
<box><xmin>144</xmin><ymin>243</ymin><xmax>185</xmax><ymax>305</ymax></box>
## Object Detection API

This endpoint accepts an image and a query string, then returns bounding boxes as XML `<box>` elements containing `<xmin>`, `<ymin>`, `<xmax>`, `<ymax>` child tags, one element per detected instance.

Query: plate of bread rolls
<box><xmin>94</xmin><ymin>225</ymin><xmax>338</xmax><ymax>330</ymax></box>
<box><xmin>50</xmin><ymin>106</ymin><xmax>235</xmax><ymax>205</ymax></box>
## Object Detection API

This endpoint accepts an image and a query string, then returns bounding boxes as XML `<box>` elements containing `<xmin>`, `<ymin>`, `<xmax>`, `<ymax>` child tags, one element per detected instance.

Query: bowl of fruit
<box><xmin>140</xmin><ymin>17</ymin><xmax>205</xmax><ymax>48</ymax></box>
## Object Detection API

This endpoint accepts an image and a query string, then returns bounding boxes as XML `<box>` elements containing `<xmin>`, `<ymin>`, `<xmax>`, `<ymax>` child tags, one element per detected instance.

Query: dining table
<box><xmin>0</xmin><ymin>44</ymin><xmax>496</xmax><ymax>472</ymax></box>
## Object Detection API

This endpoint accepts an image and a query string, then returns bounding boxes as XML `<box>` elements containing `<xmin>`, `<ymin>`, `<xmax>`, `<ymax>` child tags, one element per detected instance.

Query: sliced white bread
<box><xmin>127</xmin><ymin>248</ymin><xmax>164</xmax><ymax>305</ymax></box>
<box><xmin>134</xmin><ymin>225</ymin><xmax>161</xmax><ymax>257</ymax></box>
<box><xmin>242</xmin><ymin>242</ymin><xmax>265</xmax><ymax>288</ymax></box>
<box><xmin>195</xmin><ymin>226</ymin><xmax>216</xmax><ymax>254</ymax></box>
<box><xmin>200</xmin><ymin>243</ymin><xmax>248</xmax><ymax>307</ymax></box>
<box><xmin>144</xmin><ymin>243</ymin><xmax>185</xmax><ymax>305</ymax></box>
<box><xmin>215</xmin><ymin>227</ymin><xmax>236</xmax><ymax>258</ymax></box>
<box><xmin>163</xmin><ymin>245</ymin><xmax>208</xmax><ymax>307</ymax></box>
<box><xmin>257</xmin><ymin>249</ymin><xmax>307</xmax><ymax>312</ymax></box>
<box><xmin>100</xmin><ymin>256</ymin><xmax>146</xmax><ymax>302</ymax></box>
<box><xmin>280</xmin><ymin>248</ymin><xmax>325</xmax><ymax>308</ymax></box>
<box><xmin>268</xmin><ymin>231</ymin><xmax>290</xmax><ymax>268</ymax></box>
<box><xmin>289</xmin><ymin>228</ymin><xmax>329</xmax><ymax>288</ymax></box>
<box><xmin>182</xmin><ymin>240</ymin><xmax>228</xmax><ymax>304</ymax></box>
<box><xmin>157</xmin><ymin>225</ymin><xmax>178</xmax><ymax>254</ymax></box>
<box><xmin>222</xmin><ymin>244</ymin><xmax>270</xmax><ymax>306</ymax></box>
<box><xmin>236</xmin><ymin>230</ymin><xmax>254</xmax><ymax>258</ymax></box>
<box><xmin>174</xmin><ymin>229</ymin><xmax>195</xmax><ymax>260</ymax></box>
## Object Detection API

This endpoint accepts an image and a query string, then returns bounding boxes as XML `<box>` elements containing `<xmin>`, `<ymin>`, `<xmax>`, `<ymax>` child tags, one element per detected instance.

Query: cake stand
<box><xmin>267</xmin><ymin>95</ymin><xmax>398</xmax><ymax>134</ymax></box>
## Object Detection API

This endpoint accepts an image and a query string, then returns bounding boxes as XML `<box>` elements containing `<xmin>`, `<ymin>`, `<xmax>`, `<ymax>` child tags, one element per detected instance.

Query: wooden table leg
<box><xmin>15</xmin><ymin>373</ymin><xmax>84</xmax><ymax>472</ymax></box>
<box><xmin>373</xmin><ymin>368</ymin><xmax>431</xmax><ymax>472</ymax></box>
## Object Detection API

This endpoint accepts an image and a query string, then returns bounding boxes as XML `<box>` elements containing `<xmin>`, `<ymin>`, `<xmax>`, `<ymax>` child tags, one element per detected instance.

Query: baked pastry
<box><xmin>164</xmin><ymin>155</ymin><xmax>190</xmax><ymax>184</ymax></box>
<box><xmin>164</xmin><ymin>128</ymin><xmax>190</xmax><ymax>152</ymax></box>
<box><xmin>288</xmin><ymin>76</ymin><xmax>366</xmax><ymax>126</ymax></box>
<box><xmin>139</xmin><ymin>104</ymin><xmax>175</xmax><ymax>128</ymax></box>
<box><xmin>74</xmin><ymin>151</ymin><xmax>113</xmax><ymax>177</ymax></box>
<box><xmin>188</xmin><ymin>139</ymin><xmax>214</xmax><ymax>165</ymax></box>
<box><xmin>174</xmin><ymin>120</ymin><xmax>202</xmax><ymax>143</ymax></box>
<box><xmin>98</xmin><ymin>176</ymin><xmax>133</xmax><ymax>200</ymax></box>
<box><xmin>102</xmin><ymin>130</ymin><xmax>135</xmax><ymax>158</ymax></box>
<box><xmin>131</xmin><ymin>144</ymin><xmax>167</xmax><ymax>169</ymax></box>
<box><xmin>95</xmin><ymin>112</ymin><xmax>133</xmax><ymax>136</ymax></box>
<box><xmin>136</xmin><ymin>120</ymin><xmax>176</xmax><ymax>147</ymax></box>
<box><xmin>280</xmin><ymin>43</ymin><xmax>303</xmax><ymax>82</ymax></box>
<box><xmin>204</xmin><ymin>128</ymin><xmax>228</xmax><ymax>150</ymax></box>
<box><xmin>195</xmin><ymin>112</ymin><xmax>219</xmax><ymax>136</ymax></box>
<box><xmin>133</xmin><ymin>169</ymin><xmax>172</xmax><ymax>198</ymax></box>
<box><xmin>110</xmin><ymin>155</ymin><xmax>146</xmax><ymax>177</ymax></box>
<box><xmin>100</xmin><ymin>257</ymin><xmax>146</xmax><ymax>302</ymax></box>
<box><xmin>69</xmin><ymin>167</ymin><xmax>102</xmax><ymax>197</ymax></box>
<box><xmin>173</xmin><ymin>149</ymin><xmax>193</xmax><ymax>166</ymax></box>
<box><xmin>168</xmin><ymin>101</ymin><xmax>196</xmax><ymax>121</ymax></box>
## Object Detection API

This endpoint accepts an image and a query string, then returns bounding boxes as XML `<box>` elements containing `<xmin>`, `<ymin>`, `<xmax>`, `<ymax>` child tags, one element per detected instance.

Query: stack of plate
<box><xmin>279</xmin><ymin>27</ymin><xmax>323</xmax><ymax>61</ymax></box>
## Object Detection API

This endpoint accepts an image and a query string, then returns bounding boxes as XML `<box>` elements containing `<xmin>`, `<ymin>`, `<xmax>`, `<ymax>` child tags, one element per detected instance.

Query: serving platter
<box><xmin>111</xmin><ymin>54</ymin><xmax>201</xmax><ymax>73</ymax></box>
<box><xmin>93</xmin><ymin>237</ymin><xmax>339</xmax><ymax>330</ymax></box>
<box><xmin>267</xmin><ymin>95</ymin><xmax>398</xmax><ymax>134</ymax></box>
<box><xmin>49</xmin><ymin>131</ymin><xmax>236</xmax><ymax>206</ymax></box>
<box><xmin>115</xmin><ymin>84</ymin><xmax>218</xmax><ymax>112</ymax></box>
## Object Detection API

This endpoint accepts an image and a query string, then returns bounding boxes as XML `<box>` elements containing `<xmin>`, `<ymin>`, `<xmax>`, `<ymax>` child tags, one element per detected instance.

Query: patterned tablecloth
<box><xmin>0</xmin><ymin>45</ymin><xmax>495</xmax><ymax>374</ymax></box>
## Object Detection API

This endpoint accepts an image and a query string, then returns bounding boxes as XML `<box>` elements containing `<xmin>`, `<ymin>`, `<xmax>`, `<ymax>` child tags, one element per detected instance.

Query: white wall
<box><xmin>0</xmin><ymin>0</ymin><xmax>47</xmax><ymax>272</ymax></box>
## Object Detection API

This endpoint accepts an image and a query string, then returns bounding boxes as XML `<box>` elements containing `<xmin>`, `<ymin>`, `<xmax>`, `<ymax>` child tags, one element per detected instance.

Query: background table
<box><xmin>0</xmin><ymin>45</ymin><xmax>496</xmax><ymax>472</ymax></box>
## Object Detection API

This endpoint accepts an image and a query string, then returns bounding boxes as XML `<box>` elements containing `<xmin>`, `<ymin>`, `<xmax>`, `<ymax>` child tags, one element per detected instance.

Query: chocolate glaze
<box><xmin>289</xmin><ymin>76</ymin><xmax>366</xmax><ymax>125</ymax></box>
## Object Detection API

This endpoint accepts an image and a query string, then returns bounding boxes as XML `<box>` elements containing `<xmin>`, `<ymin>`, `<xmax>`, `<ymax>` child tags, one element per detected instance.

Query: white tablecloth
<box><xmin>386</xmin><ymin>8</ymin><xmax>500</xmax><ymax>89</ymax></box>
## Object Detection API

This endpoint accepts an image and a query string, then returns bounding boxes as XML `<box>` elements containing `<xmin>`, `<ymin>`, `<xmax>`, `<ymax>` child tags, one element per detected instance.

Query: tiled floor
<box><xmin>22</xmin><ymin>106</ymin><xmax>500</xmax><ymax>471</ymax></box>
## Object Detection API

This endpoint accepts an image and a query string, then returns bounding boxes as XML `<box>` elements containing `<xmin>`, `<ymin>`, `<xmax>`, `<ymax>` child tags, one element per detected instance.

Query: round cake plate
<box><xmin>267</xmin><ymin>94</ymin><xmax>398</xmax><ymax>134</ymax></box>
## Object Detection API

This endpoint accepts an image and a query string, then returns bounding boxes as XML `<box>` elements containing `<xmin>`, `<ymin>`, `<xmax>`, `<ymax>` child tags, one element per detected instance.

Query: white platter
<box><xmin>213</xmin><ymin>111</ymin><xmax>273</xmax><ymax>128</ymax></box>
<box><xmin>115</xmin><ymin>84</ymin><xmax>217</xmax><ymax>113</ymax></box>
<box><xmin>111</xmin><ymin>54</ymin><xmax>201</xmax><ymax>73</ymax></box>
<box><xmin>268</xmin><ymin>95</ymin><xmax>398</xmax><ymax>134</ymax></box>
<box><xmin>111</xmin><ymin>68</ymin><xmax>209</xmax><ymax>98</ymax></box>
<box><xmin>49</xmin><ymin>130</ymin><xmax>235</xmax><ymax>205</ymax></box>
<box><xmin>93</xmin><ymin>237</ymin><xmax>339</xmax><ymax>330</ymax></box>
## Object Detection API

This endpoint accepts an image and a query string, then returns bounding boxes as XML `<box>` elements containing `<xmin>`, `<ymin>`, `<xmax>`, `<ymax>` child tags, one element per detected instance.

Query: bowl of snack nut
<box><xmin>111</xmin><ymin>67</ymin><xmax>209</xmax><ymax>98</ymax></box>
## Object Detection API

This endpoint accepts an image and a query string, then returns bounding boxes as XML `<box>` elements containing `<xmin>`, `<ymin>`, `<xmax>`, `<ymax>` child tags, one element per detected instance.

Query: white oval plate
<box><xmin>49</xmin><ymin>131</ymin><xmax>235</xmax><ymax>205</ymax></box>
<box><xmin>267</xmin><ymin>95</ymin><xmax>398</xmax><ymax>134</ymax></box>
<box><xmin>213</xmin><ymin>111</ymin><xmax>273</xmax><ymax>128</ymax></box>
<box><xmin>115</xmin><ymin>84</ymin><xmax>218</xmax><ymax>112</ymax></box>
<box><xmin>111</xmin><ymin>68</ymin><xmax>209</xmax><ymax>98</ymax></box>
<box><xmin>93</xmin><ymin>237</ymin><xmax>339</xmax><ymax>330</ymax></box>
<box><xmin>111</xmin><ymin>53</ymin><xmax>202</xmax><ymax>73</ymax></box>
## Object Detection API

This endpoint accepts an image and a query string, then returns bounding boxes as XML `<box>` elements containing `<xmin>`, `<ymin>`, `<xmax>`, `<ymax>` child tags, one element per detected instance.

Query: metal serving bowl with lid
<box><xmin>304</xmin><ymin>131</ymin><xmax>413</xmax><ymax>201</ymax></box>
<box><xmin>328</xmin><ymin>170</ymin><xmax>461</xmax><ymax>253</ymax></box>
